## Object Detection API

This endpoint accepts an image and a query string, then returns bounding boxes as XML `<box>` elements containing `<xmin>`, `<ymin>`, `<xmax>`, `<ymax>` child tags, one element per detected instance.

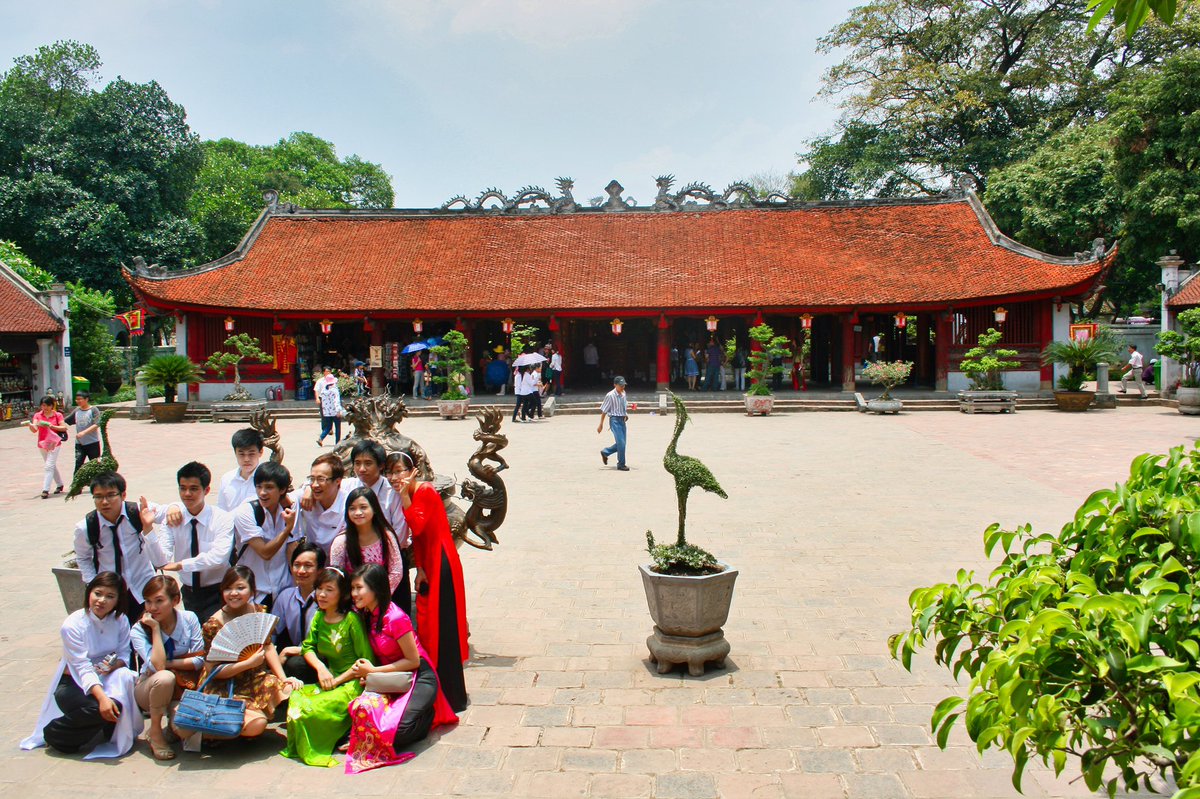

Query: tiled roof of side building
<box><xmin>0</xmin><ymin>265</ymin><xmax>63</xmax><ymax>334</ymax></box>
<box><xmin>127</xmin><ymin>196</ymin><xmax>1112</xmax><ymax>314</ymax></box>
<box><xmin>1169</xmin><ymin>274</ymin><xmax>1200</xmax><ymax>308</ymax></box>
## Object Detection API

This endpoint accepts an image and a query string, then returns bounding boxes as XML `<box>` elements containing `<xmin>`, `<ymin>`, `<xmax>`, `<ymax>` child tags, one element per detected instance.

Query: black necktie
<box><xmin>189</xmin><ymin>518</ymin><xmax>200</xmax><ymax>591</ymax></box>
<box><xmin>109</xmin><ymin>524</ymin><xmax>123</xmax><ymax>577</ymax></box>
<box><xmin>301</xmin><ymin>595</ymin><xmax>316</xmax><ymax>634</ymax></box>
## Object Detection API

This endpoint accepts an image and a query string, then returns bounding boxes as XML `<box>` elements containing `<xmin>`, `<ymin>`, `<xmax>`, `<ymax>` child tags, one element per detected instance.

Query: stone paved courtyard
<box><xmin>0</xmin><ymin>405</ymin><xmax>1194</xmax><ymax>798</ymax></box>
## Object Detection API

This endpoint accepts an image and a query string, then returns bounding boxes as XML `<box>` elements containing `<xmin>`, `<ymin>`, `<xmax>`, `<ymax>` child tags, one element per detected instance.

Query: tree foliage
<box><xmin>959</xmin><ymin>328</ymin><xmax>1021</xmax><ymax>390</ymax></box>
<box><xmin>1157</xmin><ymin>308</ymin><xmax>1200</xmax><ymax>388</ymax></box>
<box><xmin>189</xmin><ymin>132</ymin><xmax>394</xmax><ymax>260</ymax></box>
<box><xmin>745</xmin><ymin>324</ymin><xmax>792</xmax><ymax>397</ymax></box>
<box><xmin>0</xmin><ymin>41</ymin><xmax>205</xmax><ymax>296</ymax></box>
<box><xmin>429</xmin><ymin>330</ymin><xmax>472</xmax><ymax>400</ymax></box>
<box><xmin>891</xmin><ymin>442</ymin><xmax>1200</xmax><ymax>798</ymax></box>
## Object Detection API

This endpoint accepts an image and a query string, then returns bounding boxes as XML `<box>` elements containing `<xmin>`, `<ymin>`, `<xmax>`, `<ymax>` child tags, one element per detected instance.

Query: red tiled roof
<box><xmin>0</xmin><ymin>268</ymin><xmax>62</xmax><ymax>334</ymax></box>
<box><xmin>128</xmin><ymin>197</ymin><xmax>1108</xmax><ymax>315</ymax></box>
<box><xmin>1169</xmin><ymin>275</ymin><xmax>1200</xmax><ymax>308</ymax></box>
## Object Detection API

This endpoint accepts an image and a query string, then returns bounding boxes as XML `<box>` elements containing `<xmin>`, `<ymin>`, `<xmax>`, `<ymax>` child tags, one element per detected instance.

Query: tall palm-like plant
<box><xmin>1041</xmin><ymin>327</ymin><xmax>1121</xmax><ymax>391</ymax></box>
<box><xmin>141</xmin><ymin>354</ymin><xmax>204</xmax><ymax>404</ymax></box>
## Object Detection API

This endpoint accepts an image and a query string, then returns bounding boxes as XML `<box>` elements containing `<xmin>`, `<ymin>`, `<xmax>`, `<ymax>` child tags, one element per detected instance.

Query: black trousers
<box><xmin>391</xmin><ymin>549</ymin><xmax>412</xmax><ymax>617</ymax></box>
<box><xmin>283</xmin><ymin>654</ymin><xmax>318</xmax><ymax>684</ymax></box>
<box><xmin>42</xmin><ymin>673</ymin><xmax>121</xmax><ymax>754</ymax></box>
<box><xmin>182</xmin><ymin>583</ymin><xmax>223</xmax><ymax>624</ymax></box>
<box><xmin>74</xmin><ymin>442</ymin><xmax>101</xmax><ymax>471</ymax></box>
<box><xmin>392</xmin><ymin>659</ymin><xmax>438</xmax><ymax>750</ymax></box>
<box><xmin>436</xmin><ymin>551</ymin><xmax>468</xmax><ymax>713</ymax></box>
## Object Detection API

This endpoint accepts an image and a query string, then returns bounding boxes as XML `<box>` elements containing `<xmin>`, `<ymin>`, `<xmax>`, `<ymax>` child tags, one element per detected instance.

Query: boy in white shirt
<box><xmin>232</xmin><ymin>461</ymin><xmax>297</xmax><ymax>608</ymax></box>
<box><xmin>216</xmin><ymin>428</ymin><xmax>264</xmax><ymax>512</ymax></box>
<box><xmin>157</xmin><ymin>461</ymin><xmax>235</xmax><ymax>622</ymax></box>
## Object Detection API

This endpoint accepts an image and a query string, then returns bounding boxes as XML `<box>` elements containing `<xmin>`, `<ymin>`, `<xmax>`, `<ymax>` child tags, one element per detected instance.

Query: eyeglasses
<box><xmin>307</xmin><ymin>476</ymin><xmax>335</xmax><ymax>485</ymax></box>
<box><xmin>92</xmin><ymin>492</ymin><xmax>122</xmax><ymax>502</ymax></box>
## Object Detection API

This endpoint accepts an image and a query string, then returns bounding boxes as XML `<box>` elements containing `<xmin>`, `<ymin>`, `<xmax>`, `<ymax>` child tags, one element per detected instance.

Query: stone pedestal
<box><xmin>1093</xmin><ymin>363</ymin><xmax>1116</xmax><ymax>408</ymax></box>
<box><xmin>647</xmin><ymin>627</ymin><xmax>730</xmax><ymax>676</ymax></box>
<box><xmin>129</xmin><ymin>370</ymin><xmax>151</xmax><ymax>420</ymax></box>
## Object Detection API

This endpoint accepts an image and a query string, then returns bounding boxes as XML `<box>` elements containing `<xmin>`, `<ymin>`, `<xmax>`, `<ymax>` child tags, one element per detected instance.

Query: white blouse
<box><xmin>61</xmin><ymin>608</ymin><xmax>131</xmax><ymax>694</ymax></box>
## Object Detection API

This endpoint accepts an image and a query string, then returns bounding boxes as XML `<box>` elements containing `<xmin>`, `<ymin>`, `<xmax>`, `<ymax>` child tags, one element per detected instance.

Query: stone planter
<box><xmin>211</xmin><ymin>399</ymin><xmax>267</xmax><ymax>422</ymax></box>
<box><xmin>53</xmin><ymin>565</ymin><xmax>85</xmax><ymax>614</ymax></box>
<box><xmin>640</xmin><ymin>563</ymin><xmax>738</xmax><ymax>676</ymax></box>
<box><xmin>149</xmin><ymin>401</ymin><xmax>189</xmax><ymax>423</ymax></box>
<box><xmin>1053</xmin><ymin>390</ymin><xmax>1094</xmax><ymax>412</ymax></box>
<box><xmin>957</xmin><ymin>390</ymin><xmax>1018</xmax><ymax>414</ymax></box>
<box><xmin>866</xmin><ymin>398</ymin><xmax>902</xmax><ymax>415</ymax></box>
<box><xmin>744</xmin><ymin>393</ymin><xmax>774</xmax><ymax>416</ymax></box>
<box><xmin>102</xmin><ymin>378</ymin><xmax>123</xmax><ymax>396</ymax></box>
<box><xmin>437</xmin><ymin>397</ymin><xmax>470</xmax><ymax>420</ymax></box>
<box><xmin>1178</xmin><ymin>386</ymin><xmax>1200</xmax><ymax>416</ymax></box>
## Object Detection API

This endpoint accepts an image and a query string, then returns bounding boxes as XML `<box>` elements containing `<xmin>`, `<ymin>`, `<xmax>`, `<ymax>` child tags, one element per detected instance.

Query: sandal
<box><xmin>54</xmin><ymin>485</ymin><xmax>64</xmax><ymax>494</ymax></box>
<box><xmin>40</xmin><ymin>491</ymin><xmax>49</xmax><ymax>499</ymax></box>
<box><xmin>148</xmin><ymin>738</ymin><xmax>176</xmax><ymax>761</ymax></box>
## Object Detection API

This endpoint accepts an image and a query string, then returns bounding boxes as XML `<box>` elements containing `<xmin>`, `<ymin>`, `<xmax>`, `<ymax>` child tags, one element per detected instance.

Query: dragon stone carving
<box><xmin>457</xmin><ymin>408</ymin><xmax>509</xmax><ymax>550</ymax></box>
<box><xmin>249</xmin><ymin>408</ymin><xmax>285</xmax><ymax>465</ymax></box>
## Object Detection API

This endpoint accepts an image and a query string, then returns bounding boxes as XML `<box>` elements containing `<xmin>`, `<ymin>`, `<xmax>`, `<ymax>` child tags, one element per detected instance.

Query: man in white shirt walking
<box><xmin>1119</xmin><ymin>344</ymin><xmax>1147</xmax><ymax>398</ymax></box>
<box><xmin>597</xmin><ymin>375</ymin><xmax>630</xmax><ymax>471</ymax></box>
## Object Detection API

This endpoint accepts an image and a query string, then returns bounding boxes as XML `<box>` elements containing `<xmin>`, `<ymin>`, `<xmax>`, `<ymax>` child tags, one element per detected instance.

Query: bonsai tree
<box><xmin>959</xmin><ymin>328</ymin><xmax>1020</xmax><ymax>390</ymax></box>
<box><xmin>1041</xmin><ymin>326</ymin><xmax>1121</xmax><ymax>392</ymax></box>
<box><xmin>430</xmin><ymin>330</ymin><xmax>473</xmax><ymax>400</ymax></box>
<box><xmin>862</xmin><ymin>360</ymin><xmax>914</xmax><ymax>400</ymax></box>
<box><xmin>745</xmin><ymin>323</ymin><xmax>792</xmax><ymax>396</ymax></box>
<box><xmin>1157</xmin><ymin>307</ymin><xmax>1200</xmax><ymax>388</ymax></box>
<box><xmin>205</xmin><ymin>333</ymin><xmax>271</xmax><ymax>401</ymax></box>
<box><xmin>646</xmin><ymin>395</ymin><xmax>727</xmax><ymax>575</ymax></box>
<box><xmin>890</xmin><ymin>441</ymin><xmax>1200</xmax><ymax>797</ymax></box>
<box><xmin>140</xmin><ymin>354</ymin><xmax>204</xmax><ymax>404</ymax></box>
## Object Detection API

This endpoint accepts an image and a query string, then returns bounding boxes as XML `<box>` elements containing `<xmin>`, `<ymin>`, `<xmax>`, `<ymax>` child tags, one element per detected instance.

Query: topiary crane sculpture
<box><xmin>664</xmin><ymin>393</ymin><xmax>727</xmax><ymax>545</ymax></box>
<box><xmin>65</xmin><ymin>409</ymin><xmax>118</xmax><ymax>499</ymax></box>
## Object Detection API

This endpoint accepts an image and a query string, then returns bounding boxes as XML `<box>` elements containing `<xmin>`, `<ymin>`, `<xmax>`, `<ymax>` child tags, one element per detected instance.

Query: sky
<box><xmin>0</xmin><ymin>0</ymin><xmax>859</xmax><ymax>208</ymax></box>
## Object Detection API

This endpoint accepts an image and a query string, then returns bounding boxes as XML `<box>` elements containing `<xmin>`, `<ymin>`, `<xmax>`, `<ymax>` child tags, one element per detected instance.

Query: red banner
<box><xmin>272</xmin><ymin>335</ymin><xmax>297</xmax><ymax>373</ymax></box>
<box><xmin>115</xmin><ymin>309</ymin><xmax>145</xmax><ymax>336</ymax></box>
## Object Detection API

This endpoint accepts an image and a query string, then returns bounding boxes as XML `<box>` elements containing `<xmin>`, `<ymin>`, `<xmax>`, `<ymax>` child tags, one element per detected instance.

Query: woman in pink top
<box><xmin>29</xmin><ymin>395</ymin><xmax>67</xmax><ymax>498</ymax></box>
<box><xmin>328</xmin><ymin>487</ymin><xmax>406</xmax><ymax>603</ymax></box>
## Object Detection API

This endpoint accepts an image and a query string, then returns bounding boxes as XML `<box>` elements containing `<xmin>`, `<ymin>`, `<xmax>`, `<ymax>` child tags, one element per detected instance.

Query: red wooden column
<box><xmin>187</xmin><ymin>313</ymin><xmax>206</xmax><ymax>399</ymax></box>
<box><xmin>935</xmin><ymin>311</ymin><xmax>951</xmax><ymax>391</ymax></box>
<box><xmin>656</xmin><ymin>315</ymin><xmax>670</xmax><ymax>391</ymax></box>
<box><xmin>841</xmin><ymin>313</ymin><xmax>856</xmax><ymax>392</ymax></box>
<box><xmin>1038</xmin><ymin>302</ymin><xmax>1054</xmax><ymax>389</ymax></box>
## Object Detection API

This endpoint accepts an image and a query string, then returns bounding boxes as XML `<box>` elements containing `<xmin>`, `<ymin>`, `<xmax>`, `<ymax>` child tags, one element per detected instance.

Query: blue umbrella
<box><xmin>425</xmin><ymin>336</ymin><xmax>445</xmax><ymax>347</ymax></box>
<box><xmin>401</xmin><ymin>342</ymin><xmax>428</xmax><ymax>354</ymax></box>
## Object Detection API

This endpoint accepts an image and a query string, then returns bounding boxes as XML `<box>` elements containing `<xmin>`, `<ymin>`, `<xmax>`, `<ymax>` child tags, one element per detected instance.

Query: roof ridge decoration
<box><xmin>440</xmin><ymin>176</ymin><xmax>807</xmax><ymax>214</ymax></box>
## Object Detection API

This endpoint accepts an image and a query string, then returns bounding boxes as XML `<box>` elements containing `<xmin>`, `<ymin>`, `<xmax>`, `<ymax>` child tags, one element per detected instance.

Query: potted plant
<box><xmin>140</xmin><ymin>354</ymin><xmax>204</xmax><ymax>423</ymax></box>
<box><xmin>642</xmin><ymin>394</ymin><xmax>737</xmax><ymax>676</ymax></box>
<box><xmin>742</xmin><ymin>323</ymin><xmax>792</xmax><ymax>416</ymax></box>
<box><xmin>957</xmin><ymin>328</ymin><xmax>1021</xmax><ymax>413</ymax></box>
<box><xmin>430</xmin><ymin>330</ymin><xmax>473</xmax><ymax>419</ymax></box>
<box><xmin>862</xmin><ymin>360</ymin><xmax>914</xmax><ymax>414</ymax></box>
<box><xmin>100</xmin><ymin>354</ymin><xmax>124</xmax><ymax>397</ymax></box>
<box><xmin>1040</xmin><ymin>326</ymin><xmax>1120</xmax><ymax>412</ymax></box>
<box><xmin>204</xmin><ymin>333</ymin><xmax>271</xmax><ymax>402</ymax></box>
<box><xmin>1156</xmin><ymin>308</ymin><xmax>1200</xmax><ymax>415</ymax></box>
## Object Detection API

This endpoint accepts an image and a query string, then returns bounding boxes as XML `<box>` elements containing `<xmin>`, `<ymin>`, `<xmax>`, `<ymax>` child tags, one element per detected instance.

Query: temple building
<box><xmin>0</xmin><ymin>261</ymin><xmax>71</xmax><ymax>418</ymax></box>
<box><xmin>125</xmin><ymin>178</ymin><xmax>1114</xmax><ymax>400</ymax></box>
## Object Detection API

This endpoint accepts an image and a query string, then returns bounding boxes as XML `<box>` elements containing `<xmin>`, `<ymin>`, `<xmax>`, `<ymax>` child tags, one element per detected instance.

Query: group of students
<box><xmin>22</xmin><ymin>428</ymin><xmax>469</xmax><ymax>772</ymax></box>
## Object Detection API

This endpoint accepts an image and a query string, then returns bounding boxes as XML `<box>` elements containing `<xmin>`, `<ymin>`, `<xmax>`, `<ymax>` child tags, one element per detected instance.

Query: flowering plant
<box><xmin>862</xmin><ymin>360</ymin><xmax>913</xmax><ymax>400</ymax></box>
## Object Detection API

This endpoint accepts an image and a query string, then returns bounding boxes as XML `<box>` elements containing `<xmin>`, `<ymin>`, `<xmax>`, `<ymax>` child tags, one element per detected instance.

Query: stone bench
<box><xmin>956</xmin><ymin>390</ymin><xmax>1018</xmax><ymax>414</ymax></box>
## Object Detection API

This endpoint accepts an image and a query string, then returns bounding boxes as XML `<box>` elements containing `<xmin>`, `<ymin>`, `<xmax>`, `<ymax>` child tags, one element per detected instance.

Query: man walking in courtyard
<box><xmin>598</xmin><ymin>375</ymin><xmax>629</xmax><ymax>471</ymax></box>
<box><xmin>1119</xmin><ymin>344</ymin><xmax>1147</xmax><ymax>398</ymax></box>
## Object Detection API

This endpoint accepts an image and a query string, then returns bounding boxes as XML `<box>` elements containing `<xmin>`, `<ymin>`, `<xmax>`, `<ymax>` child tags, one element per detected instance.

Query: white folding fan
<box><xmin>207</xmin><ymin>613</ymin><xmax>279</xmax><ymax>663</ymax></box>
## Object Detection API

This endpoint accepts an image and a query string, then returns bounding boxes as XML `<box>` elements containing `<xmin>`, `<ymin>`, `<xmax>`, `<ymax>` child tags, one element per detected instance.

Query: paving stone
<box><xmin>648</xmin><ymin>726</ymin><xmax>706</xmax><ymax>748</ymax></box>
<box><xmin>450</xmin><ymin>769</ymin><xmax>516</xmax><ymax>795</ymax></box>
<box><xmin>844</xmin><ymin>773</ymin><xmax>910</xmax><ymax>798</ymax></box>
<box><xmin>560</xmin><ymin>747</ymin><xmax>618</xmax><ymax>772</ymax></box>
<box><xmin>817</xmin><ymin>725</ymin><xmax>878</xmax><ymax>747</ymax></box>
<box><xmin>593</xmin><ymin>726</ymin><xmax>651</xmax><ymax>749</ymax></box>
<box><xmin>737</xmin><ymin>748</ymin><xmax>797</xmax><ymax>772</ymax></box>
<box><xmin>679</xmin><ymin>747</ymin><xmax>737</xmax><ymax>771</ymax></box>
<box><xmin>618</xmin><ymin>748</ymin><xmax>679</xmax><ymax>774</ymax></box>
<box><xmin>717</xmin><ymin>772</ymin><xmax>785</xmax><ymax>799</ymax></box>
<box><xmin>856</xmin><ymin>747</ymin><xmax>919</xmax><ymax>772</ymax></box>
<box><xmin>482</xmin><ymin>726</ymin><xmax>541</xmax><ymax>747</ymax></box>
<box><xmin>521</xmin><ymin>705</ymin><xmax>572</xmax><ymax>726</ymax></box>
<box><xmin>521</xmin><ymin>770</ymin><xmax>589</xmax><ymax>797</ymax></box>
<box><xmin>779</xmin><ymin>772</ymin><xmax>848</xmax><ymax>798</ymax></box>
<box><xmin>589</xmin><ymin>772</ymin><xmax>654</xmax><ymax>798</ymax></box>
<box><xmin>655</xmin><ymin>771</ymin><xmax>719</xmax><ymax>799</ymax></box>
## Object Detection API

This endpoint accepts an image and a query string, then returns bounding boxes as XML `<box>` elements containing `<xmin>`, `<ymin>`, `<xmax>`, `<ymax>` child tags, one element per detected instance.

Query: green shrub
<box><xmin>959</xmin><ymin>328</ymin><xmax>1020</xmax><ymax>390</ymax></box>
<box><xmin>890</xmin><ymin>442</ymin><xmax>1200</xmax><ymax>797</ymax></box>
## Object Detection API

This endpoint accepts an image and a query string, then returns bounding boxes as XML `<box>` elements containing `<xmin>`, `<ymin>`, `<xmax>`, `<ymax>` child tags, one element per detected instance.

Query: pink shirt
<box><xmin>33</xmin><ymin>410</ymin><xmax>64</xmax><ymax>450</ymax></box>
<box><xmin>329</xmin><ymin>529</ymin><xmax>405</xmax><ymax>593</ymax></box>
<box><xmin>363</xmin><ymin>603</ymin><xmax>431</xmax><ymax>666</ymax></box>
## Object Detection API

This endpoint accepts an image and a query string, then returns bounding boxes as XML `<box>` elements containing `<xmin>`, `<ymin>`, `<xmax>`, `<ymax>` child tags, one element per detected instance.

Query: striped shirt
<box><xmin>600</xmin><ymin>389</ymin><xmax>627</xmax><ymax>418</ymax></box>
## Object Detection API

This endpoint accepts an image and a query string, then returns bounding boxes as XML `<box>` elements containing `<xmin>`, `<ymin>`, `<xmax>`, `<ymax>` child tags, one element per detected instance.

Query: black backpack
<box><xmin>84</xmin><ymin>502</ymin><xmax>146</xmax><ymax>573</ymax></box>
<box><xmin>229</xmin><ymin>500</ymin><xmax>266</xmax><ymax>566</ymax></box>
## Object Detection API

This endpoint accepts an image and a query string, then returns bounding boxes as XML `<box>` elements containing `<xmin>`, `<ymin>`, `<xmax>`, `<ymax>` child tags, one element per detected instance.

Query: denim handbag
<box><xmin>173</xmin><ymin>666</ymin><xmax>244</xmax><ymax>737</ymax></box>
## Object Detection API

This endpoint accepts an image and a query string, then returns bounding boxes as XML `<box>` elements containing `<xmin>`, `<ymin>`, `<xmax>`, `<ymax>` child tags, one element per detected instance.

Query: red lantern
<box><xmin>412</xmin><ymin>318</ymin><xmax>423</xmax><ymax>334</ymax></box>
<box><xmin>363</xmin><ymin>316</ymin><xmax>374</xmax><ymax>333</ymax></box>
<box><xmin>611</xmin><ymin>318</ymin><xmax>623</xmax><ymax>335</ymax></box>
<box><xmin>501</xmin><ymin>318</ymin><xmax>514</xmax><ymax>334</ymax></box>
<box><xmin>894</xmin><ymin>311</ymin><xmax>908</xmax><ymax>329</ymax></box>
<box><xmin>224</xmin><ymin>316</ymin><xmax>235</xmax><ymax>332</ymax></box>
<box><xmin>705</xmin><ymin>315</ymin><xmax>719</xmax><ymax>333</ymax></box>
<box><xmin>799</xmin><ymin>313</ymin><xmax>813</xmax><ymax>330</ymax></box>
<box><xmin>319</xmin><ymin>319</ymin><xmax>333</xmax><ymax>335</ymax></box>
<box><xmin>272</xmin><ymin>317</ymin><xmax>283</xmax><ymax>333</ymax></box>
<box><xmin>548</xmin><ymin>315</ymin><xmax>559</xmax><ymax>332</ymax></box>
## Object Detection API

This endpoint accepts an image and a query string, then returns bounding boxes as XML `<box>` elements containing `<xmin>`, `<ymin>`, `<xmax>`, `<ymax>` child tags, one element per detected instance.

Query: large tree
<box><xmin>800</xmin><ymin>0</ymin><xmax>1195</xmax><ymax>199</ymax></box>
<box><xmin>189</xmin><ymin>132</ymin><xmax>394</xmax><ymax>260</ymax></box>
<box><xmin>0</xmin><ymin>41</ymin><xmax>205</xmax><ymax>296</ymax></box>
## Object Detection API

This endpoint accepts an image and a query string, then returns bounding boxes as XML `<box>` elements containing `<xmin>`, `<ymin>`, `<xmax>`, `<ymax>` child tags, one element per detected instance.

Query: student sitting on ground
<box><xmin>276</xmin><ymin>542</ymin><xmax>326</xmax><ymax>683</ymax></box>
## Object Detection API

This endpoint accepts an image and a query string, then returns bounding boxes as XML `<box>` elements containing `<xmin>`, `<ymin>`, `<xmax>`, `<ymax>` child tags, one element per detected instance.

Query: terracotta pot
<box><xmin>149</xmin><ymin>401</ymin><xmax>188</xmax><ymax>423</ymax></box>
<box><xmin>1178</xmin><ymin>386</ymin><xmax>1200</xmax><ymax>416</ymax></box>
<box><xmin>744</xmin><ymin>393</ymin><xmax>774</xmax><ymax>416</ymax></box>
<box><xmin>1053</xmin><ymin>390</ymin><xmax>1094</xmax><ymax>412</ymax></box>
<box><xmin>437</xmin><ymin>397</ymin><xmax>470</xmax><ymax>420</ymax></box>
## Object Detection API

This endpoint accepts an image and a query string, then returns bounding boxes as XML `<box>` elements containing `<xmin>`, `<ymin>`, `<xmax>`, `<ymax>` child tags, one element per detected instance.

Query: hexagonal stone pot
<box><xmin>437</xmin><ymin>397</ymin><xmax>470</xmax><ymax>419</ymax></box>
<box><xmin>640</xmin><ymin>563</ymin><xmax>738</xmax><ymax>676</ymax></box>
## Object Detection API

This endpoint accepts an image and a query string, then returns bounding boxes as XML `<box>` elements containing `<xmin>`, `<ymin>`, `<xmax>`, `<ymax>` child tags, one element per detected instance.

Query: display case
<box><xmin>0</xmin><ymin>353</ymin><xmax>34</xmax><ymax>421</ymax></box>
